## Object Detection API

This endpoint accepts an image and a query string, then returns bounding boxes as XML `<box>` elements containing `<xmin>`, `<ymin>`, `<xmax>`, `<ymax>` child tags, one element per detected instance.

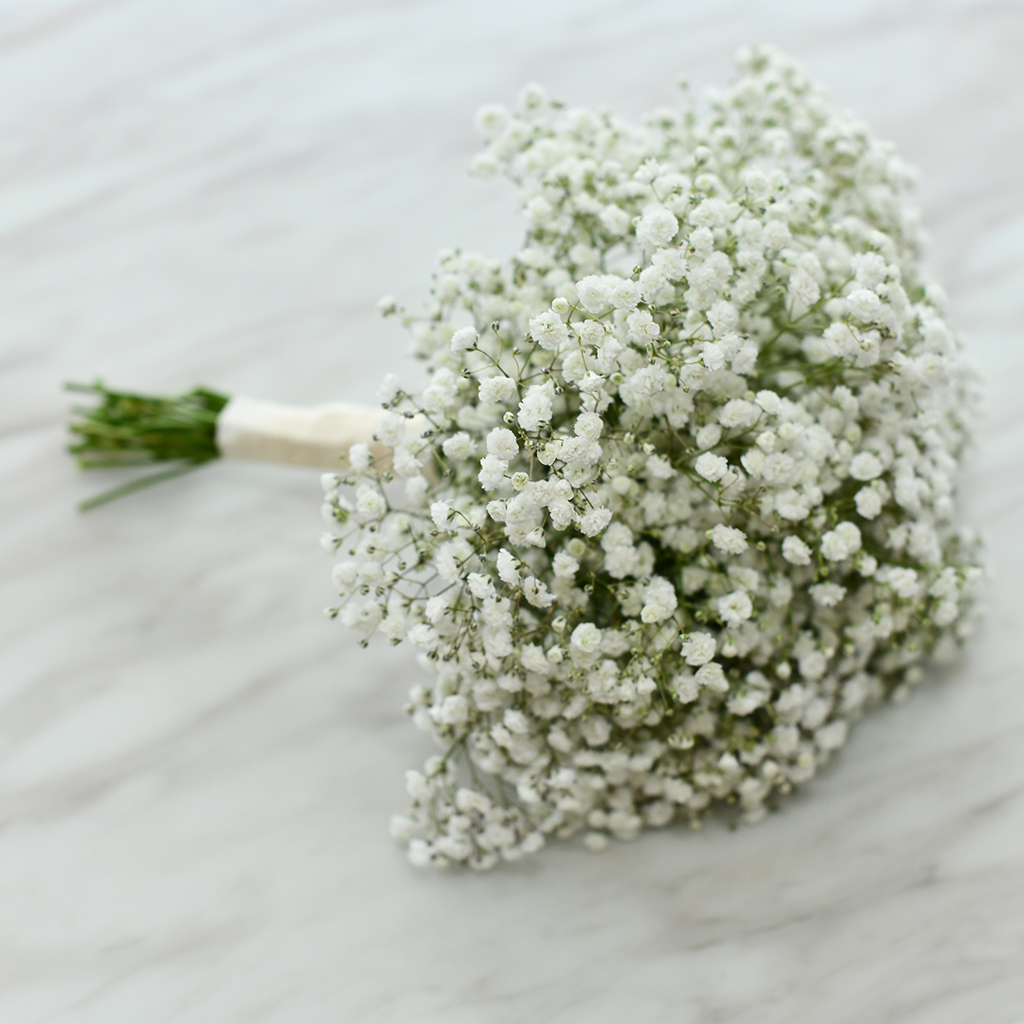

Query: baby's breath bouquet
<box><xmin>72</xmin><ymin>46</ymin><xmax>982</xmax><ymax>870</ymax></box>
<box><xmin>321</xmin><ymin>45</ymin><xmax>981</xmax><ymax>869</ymax></box>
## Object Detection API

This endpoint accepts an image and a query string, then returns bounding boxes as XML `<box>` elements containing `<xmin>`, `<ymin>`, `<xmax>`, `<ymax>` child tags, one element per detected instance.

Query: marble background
<box><xmin>2</xmin><ymin>0</ymin><xmax>1023</xmax><ymax>1020</ymax></box>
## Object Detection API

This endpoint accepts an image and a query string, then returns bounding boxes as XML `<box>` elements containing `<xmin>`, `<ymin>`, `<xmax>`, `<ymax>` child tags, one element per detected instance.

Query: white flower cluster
<box><xmin>322</xmin><ymin>46</ymin><xmax>982</xmax><ymax>869</ymax></box>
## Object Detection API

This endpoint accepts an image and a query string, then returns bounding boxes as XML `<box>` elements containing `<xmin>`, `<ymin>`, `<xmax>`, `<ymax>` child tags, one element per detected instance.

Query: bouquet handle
<box><xmin>216</xmin><ymin>396</ymin><xmax>390</xmax><ymax>469</ymax></box>
<box><xmin>66</xmin><ymin>382</ymin><xmax>406</xmax><ymax>509</ymax></box>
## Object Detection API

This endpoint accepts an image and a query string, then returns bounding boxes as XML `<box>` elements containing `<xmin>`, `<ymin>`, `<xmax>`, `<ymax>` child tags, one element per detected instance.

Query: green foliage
<box><xmin>66</xmin><ymin>381</ymin><xmax>229</xmax><ymax>510</ymax></box>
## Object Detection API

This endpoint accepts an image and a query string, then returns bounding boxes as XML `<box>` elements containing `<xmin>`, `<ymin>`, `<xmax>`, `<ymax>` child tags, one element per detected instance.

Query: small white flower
<box><xmin>695</xmin><ymin>452</ymin><xmax>729</xmax><ymax>482</ymax></box>
<box><xmin>578</xmin><ymin>507</ymin><xmax>612</xmax><ymax>537</ymax></box>
<box><xmin>788</xmin><ymin>267</ymin><xmax>820</xmax><ymax>313</ymax></box>
<box><xmin>479</xmin><ymin>376</ymin><xmax>518</xmax><ymax>405</ymax></box>
<box><xmin>640</xmin><ymin>576</ymin><xmax>678</xmax><ymax>623</ymax></box>
<box><xmin>575</xmin><ymin>275</ymin><xmax>611</xmax><ymax>313</ymax></box>
<box><xmin>809</xmin><ymin>583</ymin><xmax>846</xmax><ymax>607</ymax></box>
<box><xmin>332</xmin><ymin>561</ymin><xmax>358</xmax><ymax>593</ymax></box>
<box><xmin>855</xmin><ymin>486</ymin><xmax>883</xmax><ymax>519</ymax></box>
<box><xmin>646</xmin><ymin>454</ymin><xmax>675</xmax><ymax>480</ymax></box>
<box><xmin>570</xmin><ymin>622</ymin><xmax>602</xmax><ymax>655</ymax></box>
<box><xmin>468</xmin><ymin>152</ymin><xmax>500</xmax><ymax>178</ymax></box>
<box><xmin>495</xmin><ymin>548</ymin><xmax>521</xmax><ymax>587</ymax></box>
<box><xmin>701</xmin><ymin>341</ymin><xmax>727</xmax><ymax>372</ymax></box>
<box><xmin>846</xmin><ymin>288</ymin><xmax>881</xmax><ymax>322</ymax></box>
<box><xmin>762</xmin><ymin>219</ymin><xmax>791</xmax><ymax>249</ymax></box>
<box><xmin>575</xmin><ymin>411</ymin><xmax>603</xmax><ymax>440</ymax></box>
<box><xmin>523</xmin><ymin>576</ymin><xmax>555</xmax><ymax>608</ymax></box>
<box><xmin>743</xmin><ymin>167</ymin><xmax>769</xmax><ymax>196</ymax></box>
<box><xmin>707</xmin><ymin>300</ymin><xmax>739</xmax><ymax>336</ymax></box>
<box><xmin>553</xmin><ymin>552</ymin><xmax>579</xmax><ymax>578</ymax></box>
<box><xmin>717</xmin><ymin>589</ymin><xmax>753</xmax><ymax>627</ymax></box>
<box><xmin>377</xmin><ymin>373</ymin><xmax>401</xmax><ymax>403</ymax></box>
<box><xmin>407</xmin><ymin>623</ymin><xmax>440</xmax><ymax>650</ymax></box>
<box><xmin>636</xmin><ymin>206</ymin><xmax>679</xmax><ymax>248</ymax></box>
<box><xmin>849</xmin><ymin>451</ymin><xmax>883</xmax><ymax>481</ymax></box>
<box><xmin>878</xmin><ymin>565</ymin><xmax>921</xmax><ymax>600</ymax></box>
<box><xmin>504</xmin><ymin>708</ymin><xmax>531</xmax><ymax>735</ymax></box>
<box><xmin>474</xmin><ymin>103</ymin><xmax>509</xmax><ymax>138</ymax></box>
<box><xmin>696</xmin><ymin>423</ymin><xmax>722</xmax><ymax>450</ymax></box>
<box><xmin>486</xmin><ymin>427</ymin><xmax>519</xmax><ymax>461</ymax></box>
<box><xmin>781</xmin><ymin>535</ymin><xmax>812</xmax><ymax>566</ymax></box>
<box><xmin>434</xmin><ymin>694</ymin><xmax>470</xmax><ymax>726</ymax></box>
<box><xmin>528</xmin><ymin>310</ymin><xmax>569</xmax><ymax>351</ymax></box>
<box><xmin>467</xmin><ymin>572</ymin><xmax>496</xmax><ymax>600</ymax></box>
<box><xmin>609</xmin><ymin>278</ymin><xmax>642</xmax><ymax>310</ymax></box>
<box><xmin>430</xmin><ymin>501</ymin><xmax>454</xmax><ymax>532</ymax></box>
<box><xmin>718</xmin><ymin>399</ymin><xmax>760</xmax><ymax>430</ymax></box>
<box><xmin>348</xmin><ymin>443</ymin><xmax>371</xmax><ymax>473</ymax></box>
<box><xmin>356</xmin><ymin>485</ymin><xmax>386</xmax><ymax>519</ymax></box>
<box><xmin>693</xmin><ymin>662</ymin><xmax>727</xmax><ymax>695</ymax></box>
<box><xmin>406</xmin><ymin>769</ymin><xmax>431</xmax><ymax>800</ymax></box>
<box><xmin>478</xmin><ymin>454</ymin><xmax>508</xmax><ymax>490</ymax></box>
<box><xmin>681</xmin><ymin>631</ymin><xmax>716</xmax><ymax>666</ymax></box>
<box><xmin>518</xmin><ymin>383</ymin><xmax>554</xmax><ymax>431</ymax></box>
<box><xmin>815</xmin><ymin>720</ymin><xmax>848</xmax><ymax>752</ymax></box>
<box><xmin>774</xmin><ymin>489</ymin><xmax>810</xmax><ymax>522</ymax></box>
<box><xmin>711</xmin><ymin>524</ymin><xmax>748</xmax><ymax>555</ymax></box>
<box><xmin>580</xmin><ymin>716</ymin><xmax>611</xmax><ymax>747</ymax></box>
<box><xmin>857</xmin><ymin>553</ymin><xmax>878</xmax><ymax>577</ymax></box>
<box><xmin>450</xmin><ymin>326</ymin><xmax>478</xmax><ymax>352</ymax></box>
<box><xmin>600</xmin><ymin>204</ymin><xmax>632</xmax><ymax>236</ymax></box>
<box><xmin>626</xmin><ymin>309</ymin><xmax>660</xmax><ymax>342</ymax></box>
<box><xmin>624</xmin><ymin>365</ymin><xmax>667</xmax><ymax>396</ymax></box>
<box><xmin>442</xmin><ymin>432</ymin><xmax>476</xmax><ymax>460</ymax></box>
<box><xmin>820</xmin><ymin>522</ymin><xmax>862</xmax><ymax>561</ymax></box>
<box><xmin>392</xmin><ymin>444</ymin><xmax>423</xmax><ymax>479</ymax></box>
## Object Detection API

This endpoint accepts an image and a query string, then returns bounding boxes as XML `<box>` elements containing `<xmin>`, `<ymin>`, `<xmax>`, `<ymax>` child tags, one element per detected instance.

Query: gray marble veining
<box><xmin>2</xmin><ymin>1</ymin><xmax>1023</xmax><ymax>1021</ymax></box>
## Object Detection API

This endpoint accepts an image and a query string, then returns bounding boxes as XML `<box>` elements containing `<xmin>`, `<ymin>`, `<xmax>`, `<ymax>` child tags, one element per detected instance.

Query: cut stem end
<box><xmin>67</xmin><ymin>381</ymin><xmax>230</xmax><ymax>510</ymax></box>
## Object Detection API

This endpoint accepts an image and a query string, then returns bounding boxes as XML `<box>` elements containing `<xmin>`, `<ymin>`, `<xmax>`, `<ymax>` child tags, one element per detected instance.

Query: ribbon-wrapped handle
<box><xmin>216</xmin><ymin>396</ymin><xmax>390</xmax><ymax>469</ymax></box>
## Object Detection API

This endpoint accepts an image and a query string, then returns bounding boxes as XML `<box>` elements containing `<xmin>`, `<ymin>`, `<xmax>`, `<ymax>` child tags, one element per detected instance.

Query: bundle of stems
<box><xmin>66</xmin><ymin>381</ymin><xmax>229</xmax><ymax>510</ymax></box>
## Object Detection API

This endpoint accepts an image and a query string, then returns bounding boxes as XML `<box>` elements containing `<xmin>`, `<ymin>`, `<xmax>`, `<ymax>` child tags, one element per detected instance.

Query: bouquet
<box><xmin>70</xmin><ymin>45</ymin><xmax>983</xmax><ymax>870</ymax></box>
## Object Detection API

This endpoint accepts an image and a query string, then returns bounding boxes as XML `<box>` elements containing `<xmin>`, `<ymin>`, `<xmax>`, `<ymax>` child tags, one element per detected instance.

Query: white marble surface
<box><xmin>2</xmin><ymin>1</ymin><xmax>1024</xmax><ymax>1020</ymax></box>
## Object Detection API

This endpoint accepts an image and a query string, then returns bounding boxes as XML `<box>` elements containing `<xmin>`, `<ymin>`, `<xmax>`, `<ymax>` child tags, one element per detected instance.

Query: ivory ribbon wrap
<box><xmin>215</xmin><ymin>396</ymin><xmax>393</xmax><ymax>470</ymax></box>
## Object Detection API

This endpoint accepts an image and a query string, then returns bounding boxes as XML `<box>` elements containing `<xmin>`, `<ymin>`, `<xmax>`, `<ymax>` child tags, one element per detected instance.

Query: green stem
<box><xmin>67</xmin><ymin>380</ymin><xmax>230</xmax><ymax>510</ymax></box>
<box><xmin>77</xmin><ymin>460</ymin><xmax>211</xmax><ymax>512</ymax></box>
